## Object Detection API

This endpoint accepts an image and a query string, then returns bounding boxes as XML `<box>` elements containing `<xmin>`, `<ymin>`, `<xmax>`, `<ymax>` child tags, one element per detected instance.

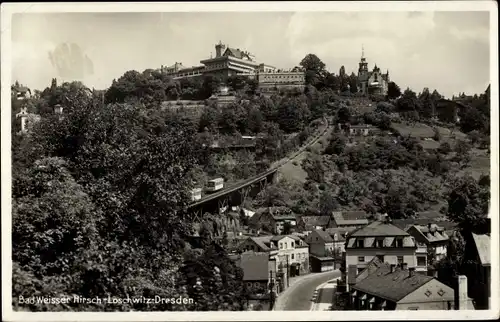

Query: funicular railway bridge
<box><xmin>186</xmin><ymin>116</ymin><xmax>331</xmax><ymax>222</ymax></box>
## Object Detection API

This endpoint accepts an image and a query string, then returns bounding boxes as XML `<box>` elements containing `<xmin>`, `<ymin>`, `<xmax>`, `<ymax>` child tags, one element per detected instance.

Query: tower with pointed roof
<box><xmin>357</xmin><ymin>46</ymin><xmax>390</xmax><ymax>96</ymax></box>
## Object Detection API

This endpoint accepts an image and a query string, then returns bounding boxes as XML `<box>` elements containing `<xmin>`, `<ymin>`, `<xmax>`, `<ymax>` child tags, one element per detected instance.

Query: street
<box><xmin>310</xmin><ymin>278</ymin><xmax>339</xmax><ymax>311</ymax></box>
<box><xmin>273</xmin><ymin>270</ymin><xmax>341</xmax><ymax>311</ymax></box>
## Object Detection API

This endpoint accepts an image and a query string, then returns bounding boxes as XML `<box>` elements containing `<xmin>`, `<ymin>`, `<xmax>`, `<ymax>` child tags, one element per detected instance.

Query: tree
<box><xmin>324</xmin><ymin>135</ymin><xmax>347</xmax><ymax>155</ymax></box>
<box><xmin>283</xmin><ymin>221</ymin><xmax>292</xmax><ymax>235</ymax></box>
<box><xmin>337</xmin><ymin>106</ymin><xmax>351</xmax><ymax>123</ymax></box>
<box><xmin>447</xmin><ymin>175</ymin><xmax>489</xmax><ymax>233</ymax></box>
<box><xmin>397</xmin><ymin>88</ymin><xmax>420</xmax><ymax>112</ymax></box>
<box><xmin>300</xmin><ymin>54</ymin><xmax>326</xmax><ymax>86</ymax></box>
<box><xmin>319</xmin><ymin>191</ymin><xmax>339</xmax><ymax>216</ymax></box>
<box><xmin>418</xmin><ymin>87</ymin><xmax>435</xmax><ymax>119</ymax></box>
<box><xmin>437</xmin><ymin>142</ymin><xmax>452</xmax><ymax>154</ymax></box>
<box><xmin>348</xmin><ymin>72</ymin><xmax>358</xmax><ymax>93</ymax></box>
<box><xmin>387</xmin><ymin>81</ymin><xmax>402</xmax><ymax>99</ymax></box>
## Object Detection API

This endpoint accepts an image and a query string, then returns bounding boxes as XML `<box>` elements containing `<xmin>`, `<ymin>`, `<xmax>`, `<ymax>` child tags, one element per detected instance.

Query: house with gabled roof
<box><xmin>250</xmin><ymin>207</ymin><xmax>297</xmax><ymax>235</ymax></box>
<box><xmin>348</xmin><ymin>259</ymin><xmax>473</xmax><ymax>310</ymax></box>
<box><xmin>462</xmin><ymin>231</ymin><xmax>491</xmax><ymax>309</ymax></box>
<box><xmin>297</xmin><ymin>215</ymin><xmax>331</xmax><ymax>231</ymax></box>
<box><xmin>330</xmin><ymin>210</ymin><xmax>370</xmax><ymax>229</ymax></box>
<box><xmin>305</xmin><ymin>229</ymin><xmax>336</xmax><ymax>272</ymax></box>
<box><xmin>344</xmin><ymin>215</ymin><xmax>424</xmax><ymax>288</ymax></box>
<box><xmin>406</xmin><ymin>223</ymin><xmax>450</xmax><ymax>268</ymax></box>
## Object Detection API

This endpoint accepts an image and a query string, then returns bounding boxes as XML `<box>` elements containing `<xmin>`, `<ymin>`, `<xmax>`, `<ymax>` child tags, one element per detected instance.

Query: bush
<box><xmin>305</xmin><ymin>146</ymin><xmax>312</xmax><ymax>152</ymax></box>
<box><xmin>437</xmin><ymin>142</ymin><xmax>452</xmax><ymax>154</ymax></box>
<box><xmin>318</xmin><ymin>183</ymin><xmax>326</xmax><ymax>191</ymax></box>
<box><xmin>292</xmin><ymin>160</ymin><xmax>298</xmax><ymax>166</ymax></box>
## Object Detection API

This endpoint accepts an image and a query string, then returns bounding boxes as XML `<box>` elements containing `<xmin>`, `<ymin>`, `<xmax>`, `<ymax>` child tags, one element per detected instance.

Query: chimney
<box><xmin>457</xmin><ymin>275</ymin><xmax>469</xmax><ymax>310</ymax></box>
<box><xmin>401</xmin><ymin>262</ymin><xmax>408</xmax><ymax>270</ymax></box>
<box><xmin>390</xmin><ymin>264</ymin><xmax>396</xmax><ymax>273</ymax></box>
<box><xmin>409</xmin><ymin>267</ymin><xmax>415</xmax><ymax>277</ymax></box>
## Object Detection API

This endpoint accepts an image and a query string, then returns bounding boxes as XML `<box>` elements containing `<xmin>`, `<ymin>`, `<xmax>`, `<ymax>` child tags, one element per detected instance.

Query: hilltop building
<box><xmin>160</xmin><ymin>41</ymin><xmax>305</xmax><ymax>93</ymax></box>
<box><xmin>357</xmin><ymin>47</ymin><xmax>390</xmax><ymax>96</ymax></box>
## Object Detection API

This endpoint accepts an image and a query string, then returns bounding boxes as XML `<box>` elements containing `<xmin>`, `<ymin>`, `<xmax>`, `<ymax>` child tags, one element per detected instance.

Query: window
<box><xmin>358</xmin><ymin>256</ymin><xmax>365</xmax><ymax>263</ymax></box>
<box><xmin>376</xmin><ymin>239</ymin><xmax>384</xmax><ymax>248</ymax></box>
<box><xmin>417</xmin><ymin>256</ymin><xmax>427</xmax><ymax>267</ymax></box>
<box><xmin>291</xmin><ymin>242</ymin><xmax>295</xmax><ymax>248</ymax></box>
<box><xmin>284</xmin><ymin>242</ymin><xmax>287</xmax><ymax>249</ymax></box>
<box><xmin>279</xmin><ymin>242</ymin><xmax>283</xmax><ymax>249</ymax></box>
<box><xmin>397</xmin><ymin>256</ymin><xmax>404</xmax><ymax>264</ymax></box>
<box><xmin>291</xmin><ymin>254</ymin><xmax>295</xmax><ymax>260</ymax></box>
<box><xmin>396</xmin><ymin>239</ymin><xmax>403</xmax><ymax>248</ymax></box>
<box><xmin>376</xmin><ymin>255</ymin><xmax>385</xmax><ymax>262</ymax></box>
<box><xmin>357</xmin><ymin>239</ymin><xmax>364</xmax><ymax>248</ymax></box>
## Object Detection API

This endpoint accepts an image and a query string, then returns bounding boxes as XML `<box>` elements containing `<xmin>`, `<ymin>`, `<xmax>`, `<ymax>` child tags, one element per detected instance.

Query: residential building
<box><xmin>234</xmin><ymin>251</ymin><xmax>279</xmax><ymax>310</ymax></box>
<box><xmin>305</xmin><ymin>229</ymin><xmax>336</xmax><ymax>272</ymax></box>
<box><xmin>349</xmin><ymin>260</ymin><xmax>472</xmax><ymax>310</ymax></box>
<box><xmin>297</xmin><ymin>215</ymin><xmax>331</xmax><ymax>231</ymax></box>
<box><xmin>15</xmin><ymin>107</ymin><xmax>41</xmax><ymax>134</ymax></box>
<box><xmin>344</xmin><ymin>216</ymin><xmax>422</xmax><ymax>288</ymax></box>
<box><xmin>357</xmin><ymin>48</ymin><xmax>390</xmax><ymax>96</ymax></box>
<box><xmin>346</xmin><ymin>124</ymin><xmax>380</xmax><ymax>137</ymax></box>
<box><xmin>406</xmin><ymin>223</ymin><xmax>450</xmax><ymax>267</ymax></box>
<box><xmin>330</xmin><ymin>211</ymin><xmax>370</xmax><ymax>229</ymax></box>
<box><xmin>305</xmin><ymin>229</ymin><xmax>335</xmax><ymax>257</ymax></box>
<box><xmin>463</xmin><ymin>231</ymin><xmax>491</xmax><ymax>309</ymax></box>
<box><xmin>238</xmin><ymin>234</ymin><xmax>310</xmax><ymax>277</ymax></box>
<box><xmin>250</xmin><ymin>207</ymin><xmax>297</xmax><ymax>234</ymax></box>
<box><xmin>271</xmin><ymin>235</ymin><xmax>310</xmax><ymax>277</ymax></box>
<box><xmin>326</xmin><ymin>227</ymin><xmax>357</xmax><ymax>254</ymax></box>
<box><xmin>11</xmin><ymin>83</ymin><xmax>31</xmax><ymax>100</ymax></box>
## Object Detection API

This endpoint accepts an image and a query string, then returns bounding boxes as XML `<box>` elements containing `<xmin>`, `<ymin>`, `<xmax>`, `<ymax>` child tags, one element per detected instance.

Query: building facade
<box><xmin>344</xmin><ymin>217</ymin><xmax>422</xmax><ymax>287</ymax></box>
<box><xmin>161</xmin><ymin>42</ymin><xmax>305</xmax><ymax>88</ymax></box>
<box><xmin>406</xmin><ymin>224</ymin><xmax>450</xmax><ymax>268</ymax></box>
<box><xmin>357</xmin><ymin>48</ymin><xmax>390</xmax><ymax>96</ymax></box>
<box><xmin>350</xmin><ymin>262</ymin><xmax>459</xmax><ymax>310</ymax></box>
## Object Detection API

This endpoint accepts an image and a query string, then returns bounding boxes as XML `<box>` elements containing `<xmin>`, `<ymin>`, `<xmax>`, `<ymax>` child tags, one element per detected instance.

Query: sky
<box><xmin>10</xmin><ymin>10</ymin><xmax>491</xmax><ymax>98</ymax></box>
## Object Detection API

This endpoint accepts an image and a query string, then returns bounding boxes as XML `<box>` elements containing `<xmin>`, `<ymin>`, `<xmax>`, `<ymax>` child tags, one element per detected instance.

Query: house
<box><xmin>330</xmin><ymin>211</ymin><xmax>370</xmax><ymax>229</ymax></box>
<box><xmin>235</xmin><ymin>252</ymin><xmax>278</xmax><ymax>310</ymax></box>
<box><xmin>238</xmin><ymin>234</ymin><xmax>310</xmax><ymax>278</ymax></box>
<box><xmin>326</xmin><ymin>227</ymin><xmax>357</xmax><ymax>254</ymax></box>
<box><xmin>462</xmin><ymin>232</ymin><xmax>491</xmax><ymax>309</ymax></box>
<box><xmin>349</xmin><ymin>260</ymin><xmax>472</xmax><ymax>310</ymax></box>
<box><xmin>271</xmin><ymin>235</ymin><xmax>310</xmax><ymax>277</ymax></box>
<box><xmin>305</xmin><ymin>229</ymin><xmax>336</xmax><ymax>272</ymax></box>
<box><xmin>344</xmin><ymin>216</ymin><xmax>423</xmax><ymax>288</ymax></box>
<box><xmin>406</xmin><ymin>223</ymin><xmax>450</xmax><ymax>267</ymax></box>
<box><xmin>250</xmin><ymin>207</ymin><xmax>297</xmax><ymax>234</ymax></box>
<box><xmin>297</xmin><ymin>215</ymin><xmax>331</xmax><ymax>231</ymax></box>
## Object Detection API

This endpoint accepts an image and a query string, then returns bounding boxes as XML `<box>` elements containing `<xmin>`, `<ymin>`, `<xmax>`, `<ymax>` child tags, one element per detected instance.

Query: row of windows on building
<box><xmin>260</xmin><ymin>75</ymin><xmax>304</xmax><ymax>80</ymax></box>
<box><xmin>356</xmin><ymin>238</ymin><xmax>405</xmax><ymax>248</ymax></box>
<box><xmin>357</xmin><ymin>255</ymin><xmax>427</xmax><ymax>266</ymax></box>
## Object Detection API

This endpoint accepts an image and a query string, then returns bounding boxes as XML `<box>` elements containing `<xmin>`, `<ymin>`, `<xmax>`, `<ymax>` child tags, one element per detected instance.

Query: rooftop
<box><xmin>352</xmin><ymin>263</ymin><xmax>436</xmax><ymax>302</ymax></box>
<box><xmin>249</xmin><ymin>236</ymin><xmax>275</xmax><ymax>252</ymax></box>
<box><xmin>239</xmin><ymin>252</ymin><xmax>270</xmax><ymax>281</ymax></box>
<box><xmin>472</xmin><ymin>233</ymin><xmax>491</xmax><ymax>266</ymax></box>
<box><xmin>332</xmin><ymin>211</ymin><xmax>369</xmax><ymax>226</ymax></box>
<box><xmin>300</xmin><ymin>215</ymin><xmax>330</xmax><ymax>227</ymax></box>
<box><xmin>313</xmin><ymin>229</ymin><xmax>334</xmax><ymax>243</ymax></box>
<box><xmin>349</xmin><ymin>220</ymin><xmax>410</xmax><ymax>238</ymax></box>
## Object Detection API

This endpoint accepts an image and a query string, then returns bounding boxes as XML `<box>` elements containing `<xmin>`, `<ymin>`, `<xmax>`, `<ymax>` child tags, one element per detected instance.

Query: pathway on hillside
<box><xmin>273</xmin><ymin>270</ymin><xmax>341</xmax><ymax>311</ymax></box>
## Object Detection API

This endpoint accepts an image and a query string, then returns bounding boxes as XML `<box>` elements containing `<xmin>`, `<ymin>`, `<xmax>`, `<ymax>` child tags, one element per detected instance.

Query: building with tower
<box><xmin>160</xmin><ymin>41</ymin><xmax>305</xmax><ymax>92</ymax></box>
<box><xmin>357</xmin><ymin>47</ymin><xmax>390</xmax><ymax>96</ymax></box>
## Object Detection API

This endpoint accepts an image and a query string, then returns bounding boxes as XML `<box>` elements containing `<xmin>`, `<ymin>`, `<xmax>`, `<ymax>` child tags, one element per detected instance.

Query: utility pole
<box><xmin>286</xmin><ymin>255</ymin><xmax>290</xmax><ymax>288</ymax></box>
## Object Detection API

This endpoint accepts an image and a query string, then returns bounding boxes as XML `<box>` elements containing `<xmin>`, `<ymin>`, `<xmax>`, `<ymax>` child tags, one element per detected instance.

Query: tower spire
<box><xmin>362</xmin><ymin>44</ymin><xmax>364</xmax><ymax>59</ymax></box>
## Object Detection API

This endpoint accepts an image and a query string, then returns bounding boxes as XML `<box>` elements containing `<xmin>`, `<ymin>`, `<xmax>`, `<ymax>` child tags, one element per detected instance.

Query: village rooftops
<box><xmin>313</xmin><ymin>229</ymin><xmax>334</xmax><ymax>243</ymax></box>
<box><xmin>352</xmin><ymin>263</ymin><xmax>435</xmax><ymax>303</ymax></box>
<box><xmin>472</xmin><ymin>233</ymin><xmax>491</xmax><ymax>266</ymax></box>
<box><xmin>326</xmin><ymin>227</ymin><xmax>357</xmax><ymax>242</ymax></box>
<box><xmin>249</xmin><ymin>236</ymin><xmax>275</xmax><ymax>252</ymax></box>
<box><xmin>408</xmin><ymin>224</ymin><xmax>450</xmax><ymax>244</ymax></box>
<box><xmin>392</xmin><ymin>218</ymin><xmax>456</xmax><ymax>232</ymax></box>
<box><xmin>346</xmin><ymin>220</ymin><xmax>417</xmax><ymax>249</ymax></box>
